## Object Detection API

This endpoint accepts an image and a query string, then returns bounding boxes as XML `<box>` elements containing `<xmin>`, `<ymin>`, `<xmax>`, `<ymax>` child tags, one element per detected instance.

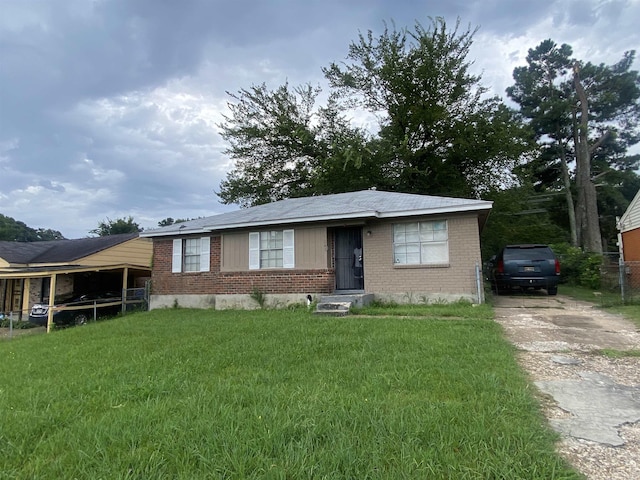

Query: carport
<box><xmin>0</xmin><ymin>264</ymin><xmax>151</xmax><ymax>332</ymax></box>
<box><xmin>0</xmin><ymin>233</ymin><xmax>153</xmax><ymax>332</ymax></box>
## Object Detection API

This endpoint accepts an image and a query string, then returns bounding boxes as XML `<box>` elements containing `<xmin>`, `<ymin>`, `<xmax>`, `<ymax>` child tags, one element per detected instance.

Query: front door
<box><xmin>334</xmin><ymin>227</ymin><xmax>364</xmax><ymax>291</ymax></box>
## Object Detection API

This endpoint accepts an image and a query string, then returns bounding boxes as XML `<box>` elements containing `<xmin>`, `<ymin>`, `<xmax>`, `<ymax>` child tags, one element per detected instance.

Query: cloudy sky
<box><xmin>1</xmin><ymin>0</ymin><xmax>638</xmax><ymax>239</ymax></box>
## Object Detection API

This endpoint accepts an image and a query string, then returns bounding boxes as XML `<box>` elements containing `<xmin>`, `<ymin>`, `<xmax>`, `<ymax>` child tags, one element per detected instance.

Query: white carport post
<box><xmin>46</xmin><ymin>273</ymin><xmax>57</xmax><ymax>333</ymax></box>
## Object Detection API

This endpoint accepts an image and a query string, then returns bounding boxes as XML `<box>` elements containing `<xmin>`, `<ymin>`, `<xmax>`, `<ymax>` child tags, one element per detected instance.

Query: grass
<box><xmin>557</xmin><ymin>284</ymin><xmax>622</xmax><ymax>306</ymax></box>
<box><xmin>596</xmin><ymin>348</ymin><xmax>640</xmax><ymax>358</ymax></box>
<box><xmin>559</xmin><ymin>284</ymin><xmax>640</xmax><ymax>328</ymax></box>
<box><xmin>0</xmin><ymin>306</ymin><xmax>580</xmax><ymax>479</ymax></box>
<box><xmin>353</xmin><ymin>299</ymin><xmax>494</xmax><ymax>320</ymax></box>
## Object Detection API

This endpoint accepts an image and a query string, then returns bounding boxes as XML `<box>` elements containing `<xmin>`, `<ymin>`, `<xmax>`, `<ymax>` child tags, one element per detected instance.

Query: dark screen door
<box><xmin>335</xmin><ymin>227</ymin><xmax>364</xmax><ymax>291</ymax></box>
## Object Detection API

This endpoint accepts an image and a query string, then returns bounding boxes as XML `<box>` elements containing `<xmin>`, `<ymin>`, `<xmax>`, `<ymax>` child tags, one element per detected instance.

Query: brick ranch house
<box><xmin>141</xmin><ymin>190</ymin><xmax>492</xmax><ymax>309</ymax></box>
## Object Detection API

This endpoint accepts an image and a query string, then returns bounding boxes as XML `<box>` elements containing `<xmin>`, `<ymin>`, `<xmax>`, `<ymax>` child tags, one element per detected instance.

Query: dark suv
<box><xmin>489</xmin><ymin>244</ymin><xmax>560</xmax><ymax>295</ymax></box>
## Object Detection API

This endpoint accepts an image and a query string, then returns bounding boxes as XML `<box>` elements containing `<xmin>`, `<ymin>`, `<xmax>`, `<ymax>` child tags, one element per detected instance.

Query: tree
<box><xmin>90</xmin><ymin>216</ymin><xmax>142</xmax><ymax>236</ymax></box>
<box><xmin>217</xmin><ymin>83</ymin><xmax>380</xmax><ymax>207</ymax></box>
<box><xmin>218</xmin><ymin>18</ymin><xmax>532</xmax><ymax>207</ymax></box>
<box><xmin>508</xmin><ymin>40</ymin><xmax>640</xmax><ymax>253</ymax></box>
<box><xmin>323</xmin><ymin>18</ymin><xmax>532</xmax><ymax>198</ymax></box>
<box><xmin>481</xmin><ymin>186</ymin><xmax>568</xmax><ymax>259</ymax></box>
<box><xmin>507</xmin><ymin>40</ymin><xmax>578</xmax><ymax>245</ymax></box>
<box><xmin>217</xmin><ymin>83</ymin><xmax>323</xmax><ymax>207</ymax></box>
<box><xmin>158</xmin><ymin>217</ymin><xmax>191</xmax><ymax>227</ymax></box>
<box><xmin>0</xmin><ymin>214</ymin><xmax>65</xmax><ymax>241</ymax></box>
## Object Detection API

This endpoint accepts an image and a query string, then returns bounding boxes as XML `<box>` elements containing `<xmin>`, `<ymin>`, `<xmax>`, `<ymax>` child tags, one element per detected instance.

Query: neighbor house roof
<box><xmin>141</xmin><ymin>190</ymin><xmax>493</xmax><ymax>237</ymax></box>
<box><xmin>0</xmin><ymin>233</ymin><xmax>139</xmax><ymax>265</ymax></box>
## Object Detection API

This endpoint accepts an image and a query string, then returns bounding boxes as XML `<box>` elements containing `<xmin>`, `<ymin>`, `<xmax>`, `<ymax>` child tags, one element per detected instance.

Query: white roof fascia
<box><xmin>377</xmin><ymin>202</ymin><xmax>492</xmax><ymax>219</ymax></box>
<box><xmin>141</xmin><ymin>228</ymin><xmax>209</xmax><ymax>238</ymax></box>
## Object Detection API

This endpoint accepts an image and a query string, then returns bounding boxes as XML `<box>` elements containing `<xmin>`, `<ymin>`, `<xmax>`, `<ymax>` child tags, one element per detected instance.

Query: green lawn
<box><xmin>559</xmin><ymin>284</ymin><xmax>640</xmax><ymax>328</ymax></box>
<box><xmin>0</xmin><ymin>306</ymin><xmax>580</xmax><ymax>479</ymax></box>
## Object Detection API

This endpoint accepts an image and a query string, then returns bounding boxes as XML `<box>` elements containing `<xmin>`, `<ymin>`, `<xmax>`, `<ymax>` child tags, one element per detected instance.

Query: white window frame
<box><xmin>393</xmin><ymin>221</ymin><xmax>449</xmax><ymax>266</ymax></box>
<box><xmin>249</xmin><ymin>229</ymin><xmax>294</xmax><ymax>269</ymax></box>
<box><xmin>171</xmin><ymin>237</ymin><xmax>210</xmax><ymax>273</ymax></box>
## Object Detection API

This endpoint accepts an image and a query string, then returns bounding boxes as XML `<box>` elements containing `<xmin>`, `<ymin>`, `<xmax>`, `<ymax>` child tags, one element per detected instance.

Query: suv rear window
<box><xmin>503</xmin><ymin>246</ymin><xmax>554</xmax><ymax>261</ymax></box>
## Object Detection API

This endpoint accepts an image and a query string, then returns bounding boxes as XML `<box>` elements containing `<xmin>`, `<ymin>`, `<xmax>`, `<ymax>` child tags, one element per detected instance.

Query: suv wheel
<box><xmin>74</xmin><ymin>314</ymin><xmax>89</xmax><ymax>325</ymax></box>
<box><xmin>547</xmin><ymin>286</ymin><xmax>558</xmax><ymax>296</ymax></box>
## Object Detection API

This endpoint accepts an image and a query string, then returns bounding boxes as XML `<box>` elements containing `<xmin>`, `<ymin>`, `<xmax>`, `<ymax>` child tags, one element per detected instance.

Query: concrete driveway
<box><xmin>493</xmin><ymin>292</ymin><xmax>640</xmax><ymax>479</ymax></box>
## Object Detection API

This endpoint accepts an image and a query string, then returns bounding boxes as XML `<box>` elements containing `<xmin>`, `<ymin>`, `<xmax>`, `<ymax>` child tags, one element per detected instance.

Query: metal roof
<box><xmin>142</xmin><ymin>190</ymin><xmax>493</xmax><ymax>237</ymax></box>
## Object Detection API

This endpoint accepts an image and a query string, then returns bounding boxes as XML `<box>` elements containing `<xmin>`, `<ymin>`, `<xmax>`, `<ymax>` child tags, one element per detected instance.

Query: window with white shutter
<box><xmin>172</xmin><ymin>239</ymin><xmax>182</xmax><ymax>273</ymax></box>
<box><xmin>249</xmin><ymin>232</ymin><xmax>260</xmax><ymax>270</ymax></box>
<box><xmin>249</xmin><ymin>230</ymin><xmax>295</xmax><ymax>269</ymax></box>
<box><xmin>172</xmin><ymin>237</ymin><xmax>211</xmax><ymax>273</ymax></box>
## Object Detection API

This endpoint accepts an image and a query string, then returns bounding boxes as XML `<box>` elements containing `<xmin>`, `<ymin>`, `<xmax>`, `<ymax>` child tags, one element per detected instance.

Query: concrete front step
<box><xmin>314</xmin><ymin>302</ymin><xmax>352</xmax><ymax>316</ymax></box>
<box><xmin>313</xmin><ymin>293</ymin><xmax>374</xmax><ymax>316</ymax></box>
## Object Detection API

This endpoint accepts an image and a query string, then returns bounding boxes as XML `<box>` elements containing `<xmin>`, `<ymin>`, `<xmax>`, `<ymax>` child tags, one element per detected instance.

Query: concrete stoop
<box><xmin>314</xmin><ymin>294</ymin><xmax>374</xmax><ymax>316</ymax></box>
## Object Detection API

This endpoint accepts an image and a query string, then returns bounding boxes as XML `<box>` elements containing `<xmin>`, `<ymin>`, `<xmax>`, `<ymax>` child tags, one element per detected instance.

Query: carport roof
<box><xmin>0</xmin><ymin>263</ymin><xmax>151</xmax><ymax>279</ymax></box>
<box><xmin>0</xmin><ymin>233</ymin><xmax>139</xmax><ymax>264</ymax></box>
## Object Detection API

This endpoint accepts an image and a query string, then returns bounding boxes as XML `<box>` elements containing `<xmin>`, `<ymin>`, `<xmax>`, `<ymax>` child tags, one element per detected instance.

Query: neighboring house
<box><xmin>618</xmin><ymin>189</ymin><xmax>640</xmax><ymax>262</ymax></box>
<box><xmin>617</xmin><ymin>189</ymin><xmax>640</xmax><ymax>290</ymax></box>
<box><xmin>141</xmin><ymin>190</ymin><xmax>492</xmax><ymax>309</ymax></box>
<box><xmin>0</xmin><ymin>234</ymin><xmax>152</xmax><ymax>322</ymax></box>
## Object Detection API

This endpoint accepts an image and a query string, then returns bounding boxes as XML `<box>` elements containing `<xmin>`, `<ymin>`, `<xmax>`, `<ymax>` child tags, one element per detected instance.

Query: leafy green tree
<box><xmin>218</xmin><ymin>83</ymin><xmax>380</xmax><ymax>207</ymax></box>
<box><xmin>507</xmin><ymin>40</ymin><xmax>577</xmax><ymax>244</ymax></box>
<box><xmin>218</xmin><ymin>83</ymin><xmax>323</xmax><ymax>207</ymax></box>
<box><xmin>323</xmin><ymin>18</ymin><xmax>533</xmax><ymax>198</ymax></box>
<box><xmin>0</xmin><ymin>214</ymin><xmax>65</xmax><ymax>241</ymax></box>
<box><xmin>218</xmin><ymin>18</ymin><xmax>533</xmax><ymax>207</ymax></box>
<box><xmin>34</xmin><ymin>228</ymin><xmax>65</xmax><ymax>241</ymax></box>
<box><xmin>481</xmin><ymin>186</ymin><xmax>568</xmax><ymax>260</ymax></box>
<box><xmin>90</xmin><ymin>216</ymin><xmax>142</xmax><ymax>236</ymax></box>
<box><xmin>157</xmin><ymin>217</ymin><xmax>191</xmax><ymax>227</ymax></box>
<box><xmin>508</xmin><ymin>40</ymin><xmax>640</xmax><ymax>253</ymax></box>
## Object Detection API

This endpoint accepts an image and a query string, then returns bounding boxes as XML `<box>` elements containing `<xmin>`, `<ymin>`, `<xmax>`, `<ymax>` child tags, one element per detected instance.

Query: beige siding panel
<box><xmin>80</xmin><ymin>238</ymin><xmax>153</xmax><ymax>267</ymax></box>
<box><xmin>221</xmin><ymin>232</ymin><xmax>249</xmax><ymax>272</ymax></box>
<box><xmin>295</xmin><ymin>227</ymin><xmax>328</xmax><ymax>269</ymax></box>
<box><xmin>364</xmin><ymin>215</ymin><xmax>481</xmax><ymax>297</ymax></box>
<box><xmin>221</xmin><ymin>227</ymin><xmax>328</xmax><ymax>272</ymax></box>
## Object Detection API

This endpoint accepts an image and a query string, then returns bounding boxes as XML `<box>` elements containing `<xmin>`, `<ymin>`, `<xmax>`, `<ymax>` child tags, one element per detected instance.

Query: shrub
<box><xmin>550</xmin><ymin>243</ymin><xmax>603</xmax><ymax>289</ymax></box>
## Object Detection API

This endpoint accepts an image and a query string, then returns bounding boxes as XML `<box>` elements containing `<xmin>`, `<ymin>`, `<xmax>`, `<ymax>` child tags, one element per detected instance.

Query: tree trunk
<box><xmin>557</xmin><ymin>134</ymin><xmax>578</xmax><ymax>247</ymax></box>
<box><xmin>573</xmin><ymin>63</ymin><xmax>603</xmax><ymax>254</ymax></box>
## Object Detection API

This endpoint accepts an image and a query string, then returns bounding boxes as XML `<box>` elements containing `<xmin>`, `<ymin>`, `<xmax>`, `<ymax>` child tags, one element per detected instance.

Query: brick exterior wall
<box><xmin>622</xmin><ymin>229</ymin><xmax>640</xmax><ymax>290</ymax></box>
<box><xmin>151</xmin><ymin>214</ymin><xmax>483</xmax><ymax>303</ymax></box>
<box><xmin>151</xmin><ymin>236</ymin><xmax>335</xmax><ymax>296</ymax></box>
<box><xmin>363</xmin><ymin>214</ymin><xmax>481</xmax><ymax>299</ymax></box>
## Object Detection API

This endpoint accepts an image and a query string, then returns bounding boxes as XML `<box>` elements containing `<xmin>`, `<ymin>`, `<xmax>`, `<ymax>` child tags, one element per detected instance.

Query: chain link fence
<box><xmin>617</xmin><ymin>260</ymin><xmax>640</xmax><ymax>303</ymax></box>
<box><xmin>591</xmin><ymin>255</ymin><xmax>640</xmax><ymax>304</ymax></box>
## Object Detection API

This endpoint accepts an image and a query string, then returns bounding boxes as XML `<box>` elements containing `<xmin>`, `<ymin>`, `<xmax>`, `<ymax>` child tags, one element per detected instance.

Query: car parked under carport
<box><xmin>28</xmin><ymin>292</ymin><xmax>123</xmax><ymax>327</ymax></box>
